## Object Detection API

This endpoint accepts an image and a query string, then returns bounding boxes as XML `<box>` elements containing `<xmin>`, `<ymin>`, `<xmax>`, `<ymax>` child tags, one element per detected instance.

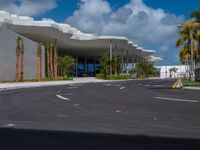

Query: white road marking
<box><xmin>68</xmin><ymin>87</ymin><xmax>78</xmax><ymax>89</ymax></box>
<box><xmin>138</xmin><ymin>84</ymin><xmax>142</xmax><ymax>86</ymax></box>
<box><xmin>120</xmin><ymin>87</ymin><xmax>125</xmax><ymax>90</ymax></box>
<box><xmin>145</xmin><ymin>85</ymin><xmax>164</xmax><ymax>87</ymax></box>
<box><xmin>155</xmin><ymin>97</ymin><xmax>198</xmax><ymax>103</ymax></box>
<box><xmin>56</xmin><ymin>95</ymin><xmax>70</xmax><ymax>101</ymax></box>
<box><xmin>73</xmin><ymin>104</ymin><xmax>80</xmax><ymax>107</ymax></box>
<box><xmin>6</xmin><ymin>124</ymin><xmax>16</xmax><ymax>127</ymax></box>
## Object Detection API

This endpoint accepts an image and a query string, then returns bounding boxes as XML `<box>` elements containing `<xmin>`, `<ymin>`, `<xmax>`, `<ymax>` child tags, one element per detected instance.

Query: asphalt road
<box><xmin>0</xmin><ymin>79</ymin><xmax>200</xmax><ymax>149</ymax></box>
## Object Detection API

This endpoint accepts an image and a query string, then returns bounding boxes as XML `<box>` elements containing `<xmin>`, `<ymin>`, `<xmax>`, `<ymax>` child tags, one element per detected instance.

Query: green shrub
<box><xmin>96</xmin><ymin>73</ymin><xmax>107</xmax><ymax>79</ymax></box>
<box><xmin>96</xmin><ymin>73</ymin><xmax>130</xmax><ymax>80</ymax></box>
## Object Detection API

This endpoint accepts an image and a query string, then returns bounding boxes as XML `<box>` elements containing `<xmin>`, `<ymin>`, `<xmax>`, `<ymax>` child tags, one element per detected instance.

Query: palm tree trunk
<box><xmin>40</xmin><ymin>44</ymin><xmax>42</xmax><ymax>80</ymax></box>
<box><xmin>198</xmin><ymin>38</ymin><xmax>200</xmax><ymax>56</ymax></box>
<box><xmin>54</xmin><ymin>47</ymin><xmax>58</xmax><ymax>80</ymax></box>
<box><xmin>46</xmin><ymin>44</ymin><xmax>50</xmax><ymax>78</ymax></box>
<box><xmin>16</xmin><ymin>42</ymin><xmax>20</xmax><ymax>82</ymax></box>
<box><xmin>49</xmin><ymin>44</ymin><xmax>53</xmax><ymax>78</ymax></box>
<box><xmin>37</xmin><ymin>43</ymin><xmax>42</xmax><ymax>81</ymax></box>
<box><xmin>20</xmin><ymin>41</ymin><xmax>24</xmax><ymax>81</ymax></box>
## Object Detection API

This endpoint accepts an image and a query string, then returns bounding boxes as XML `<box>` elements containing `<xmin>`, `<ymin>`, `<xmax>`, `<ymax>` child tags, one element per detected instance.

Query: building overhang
<box><xmin>0</xmin><ymin>10</ymin><xmax>161</xmax><ymax>61</ymax></box>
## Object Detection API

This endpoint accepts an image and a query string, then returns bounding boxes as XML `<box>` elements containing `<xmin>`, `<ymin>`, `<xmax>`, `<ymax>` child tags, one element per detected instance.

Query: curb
<box><xmin>0</xmin><ymin>79</ymin><xmax>127</xmax><ymax>92</ymax></box>
<box><xmin>182</xmin><ymin>86</ymin><xmax>200</xmax><ymax>90</ymax></box>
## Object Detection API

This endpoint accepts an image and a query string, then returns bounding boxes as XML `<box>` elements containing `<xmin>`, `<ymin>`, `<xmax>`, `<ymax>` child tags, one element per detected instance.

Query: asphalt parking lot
<box><xmin>0</xmin><ymin>79</ymin><xmax>200</xmax><ymax>149</ymax></box>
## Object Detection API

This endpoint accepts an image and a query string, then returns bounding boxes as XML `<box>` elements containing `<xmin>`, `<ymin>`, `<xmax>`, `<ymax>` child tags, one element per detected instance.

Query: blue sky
<box><xmin>0</xmin><ymin>0</ymin><xmax>200</xmax><ymax>65</ymax></box>
<box><xmin>34</xmin><ymin>0</ymin><xmax>199</xmax><ymax>22</ymax></box>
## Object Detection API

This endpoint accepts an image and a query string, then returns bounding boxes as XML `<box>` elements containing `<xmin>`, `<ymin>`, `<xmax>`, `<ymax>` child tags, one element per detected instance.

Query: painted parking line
<box><xmin>145</xmin><ymin>85</ymin><xmax>164</xmax><ymax>87</ymax></box>
<box><xmin>56</xmin><ymin>95</ymin><xmax>70</xmax><ymax>101</ymax></box>
<box><xmin>120</xmin><ymin>87</ymin><xmax>125</xmax><ymax>90</ymax></box>
<box><xmin>68</xmin><ymin>87</ymin><xmax>78</xmax><ymax>89</ymax></box>
<box><xmin>5</xmin><ymin>124</ymin><xmax>16</xmax><ymax>127</ymax></box>
<box><xmin>154</xmin><ymin>97</ymin><xmax>199</xmax><ymax>103</ymax></box>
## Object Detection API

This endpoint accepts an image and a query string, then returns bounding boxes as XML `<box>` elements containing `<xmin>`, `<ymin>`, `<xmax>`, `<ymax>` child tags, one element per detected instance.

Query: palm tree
<box><xmin>179</xmin><ymin>44</ymin><xmax>190</xmax><ymax>62</ymax></box>
<box><xmin>15</xmin><ymin>36</ymin><xmax>21</xmax><ymax>82</ymax></box>
<box><xmin>16</xmin><ymin>36</ymin><xmax>24</xmax><ymax>82</ymax></box>
<box><xmin>57</xmin><ymin>56</ymin><xmax>75</xmax><ymax>78</ymax></box>
<box><xmin>49</xmin><ymin>43</ymin><xmax>54</xmax><ymax>78</ymax></box>
<box><xmin>135</xmin><ymin>59</ymin><xmax>156</xmax><ymax>77</ymax></box>
<box><xmin>191</xmin><ymin>8</ymin><xmax>200</xmax><ymax>22</ymax></box>
<box><xmin>45</xmin><ymin>44</ymin><xmax>50</xmax><ymax>78</ymax></box>
<box><xmin>100</xmin><ymin>54</ymin><xmax>110</xmax><ymax>77</ymax></box>
<box><xmin>176</xmin><ymin>21</ymin><xmax>196</xmax><ymax>80</ymax></box>
<box><xmin>37</xmin><ymin>43</ymin><xmax>42</xmax><ymax>81</ymax></box>
<box><xmin>20</xmin><ymin>37</ymin><xmax>24</xmax><ymax>81</ymax></box>
<box><xmin>190</xmin><ymin>9</ymin><xmax>200</xmax><ymax>57</ymax></box>
<box><xmin>54</xmin><ymin>45</ymin><xmax>58</xmax><ymax>80</ymax></box>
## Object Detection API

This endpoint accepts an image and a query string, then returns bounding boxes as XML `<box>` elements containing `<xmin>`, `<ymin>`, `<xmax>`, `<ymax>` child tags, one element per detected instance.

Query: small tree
<box><xmin>58</xmin><ymin>56</ymin><xmax>75</xmax><ymax>78</ymax></box>
<box><xmin>100</xmin><ymin>54</ymin><xmax>110</xmax><ymax>77</ymax></box>
<box><xmin>135</xmin><ymin>59</ymin><xmax>156</xmax><ymax>78</ymax></box>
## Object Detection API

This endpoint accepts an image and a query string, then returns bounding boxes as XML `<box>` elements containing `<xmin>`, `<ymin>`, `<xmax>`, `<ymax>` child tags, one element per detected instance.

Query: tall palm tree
<box><xmin>37</xmin><ymin>43</ymin><xmax>42</xmax><ymax>81</ymax></box>
<box><xmin>191</xmin><ymin>8</ymin><xmax>200</xmax><ymax>23</ymax></box>
<box><xmin>192</xmin><ymin>30</ymin><xmax>200</xmax><ymax>57</ymax></box>
<box><xmin>15</xmin><ymin>36</ymin><xmax>21</xmax><ymax>82</ymax></box>
<box><xmin>177</xmin><ymin>20</ymin><xmax>199</xmax><ymax>80</ymax></box>
<box><xmin>190</xmin><ymin>9</ymin><xmax>200</xmax><ymax>57</ymax></box>
<box><xmin>176</xmin><ymin>21</ymin><xmax>194</xmax><ymax>52</ymax></box>
<box><xmin>49</xmin><ymin>43</ymin><xmax>54</xmax><ymax>78</ymax></box>
<box><xmin>54</xmin><ymin>45</ymin><xmax>58</xmax><ymax>80</ymax></box>
<box><xmin>16</xmin><ymin>36</ymin><xmax>24</xmax><ymax>82</ymax></box>
<box><xmin>179</xmin><ymin>44</ymin><xmax>190</xmax><ymax>62</ymax></box>
<box><xmin>20</xmin><ymin>37</ymin><xmax>24</xmax><ymax>81</ymax></box>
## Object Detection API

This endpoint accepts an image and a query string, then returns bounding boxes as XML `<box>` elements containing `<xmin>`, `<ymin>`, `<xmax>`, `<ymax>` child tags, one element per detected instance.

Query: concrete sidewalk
<box><xmin>0</xmin><ymin>77</ymin><xmax>117</xmax><ymax>91</ymax></box>
<box><xmin>183</xmin><ymin>86</ymin><xmax>200</xmax><ymax>90</ymax></box>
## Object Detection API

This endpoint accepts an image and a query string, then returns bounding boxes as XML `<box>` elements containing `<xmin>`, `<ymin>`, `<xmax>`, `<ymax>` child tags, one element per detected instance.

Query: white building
<box><xmin>158</xmin><ymin>65</ymin><xmax>189</xmax><ymax>79</ymax></box>
<box><xmin>0</xmin><ymin>10</ymin><xmax>161</xmax><ymax>80</ymax></box>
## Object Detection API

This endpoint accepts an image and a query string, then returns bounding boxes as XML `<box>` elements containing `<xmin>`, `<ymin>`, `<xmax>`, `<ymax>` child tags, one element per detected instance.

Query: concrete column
<box><xmin>109</xmin><ymin>40</ymin><xmax>112</xmax><ymax>75</ymax></box>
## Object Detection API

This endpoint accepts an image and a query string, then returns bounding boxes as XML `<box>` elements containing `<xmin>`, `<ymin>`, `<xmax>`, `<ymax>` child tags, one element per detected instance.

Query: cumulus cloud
<box><xmin>42</xmin><ymin>18</ymin><xmax>55</xmax><ymax>23</ymax></box>
<box><xmin>66</xmin><ymin>0</ymin><xmax>185</xmax><ymax>64</ymax></box>
<box><xmin>0</xmin><ymin>0</ymin><xmax>57</xmax><ymax>16</ymax></box>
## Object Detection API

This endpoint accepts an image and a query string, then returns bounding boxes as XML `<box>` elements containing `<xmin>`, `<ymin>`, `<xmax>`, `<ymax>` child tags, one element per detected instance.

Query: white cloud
<box><xmin>0</xmin><ymin>0</ymin><xmax>57</xmax><ymax>16</ymax></box>
<box><xmin>66</xmin><ymin>0</ymin><xmax>185</xmax><ymax>64</ymax></box>
<box><xmin>42</xmin><ymin>18</ymin><xmax>55</xmax><ymax>23</ymax></box>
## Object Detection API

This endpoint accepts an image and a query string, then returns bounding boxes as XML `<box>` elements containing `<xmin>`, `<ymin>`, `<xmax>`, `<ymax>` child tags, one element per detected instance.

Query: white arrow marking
<box><xmin>56</xmin><ymin>95</ymin><xmax>70</xmax><ymax>101</ymax></box>
<box><xmin>155</xmin><ymin>97</ymin><xmax>198</xmax><ymax>103</ymax></box>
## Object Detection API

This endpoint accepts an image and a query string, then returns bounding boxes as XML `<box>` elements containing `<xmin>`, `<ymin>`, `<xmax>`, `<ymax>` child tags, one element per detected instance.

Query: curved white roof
<box><xmin>0</xmin><ymin>10</ymin><xmax>161</xmax><ymax>61</ymax></box>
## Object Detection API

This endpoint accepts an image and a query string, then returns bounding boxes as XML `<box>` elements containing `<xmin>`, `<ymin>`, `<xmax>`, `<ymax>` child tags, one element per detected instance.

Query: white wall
<box><xmin>0</xmin><ymin>27</ymin><xmax>45</xmax><ymax>81</ymax></box>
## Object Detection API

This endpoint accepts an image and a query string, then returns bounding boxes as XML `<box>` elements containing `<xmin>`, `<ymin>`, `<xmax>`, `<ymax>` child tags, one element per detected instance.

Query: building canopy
<box><xmin>0</xmin><ymin>10</ymin><xmax>161</xmax><ymax>61</ymax></box>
